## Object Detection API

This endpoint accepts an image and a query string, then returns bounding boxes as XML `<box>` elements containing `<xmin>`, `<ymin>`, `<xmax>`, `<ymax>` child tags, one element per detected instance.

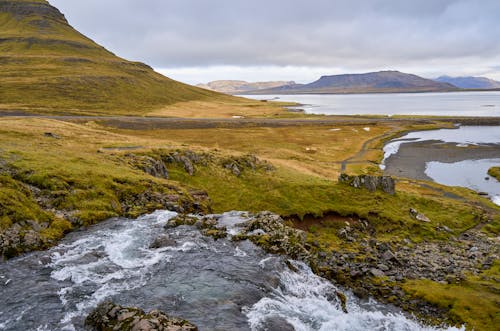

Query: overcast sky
<box><xmin>49</xmin><ymin>0</ymin><xmax>500</xmax><ymax>84</ymax></box>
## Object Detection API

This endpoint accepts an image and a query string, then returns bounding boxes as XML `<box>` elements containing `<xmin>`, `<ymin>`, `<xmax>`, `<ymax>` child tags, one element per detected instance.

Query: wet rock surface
<box><xmin>169</xmin><ymin>210</ymin><xmax>499</xmax><ymax>325</ymax></box>
<box><xmin>85</xmin><ymin>302</ymin><xmax>198</xmax><ymax>331</ymax></box>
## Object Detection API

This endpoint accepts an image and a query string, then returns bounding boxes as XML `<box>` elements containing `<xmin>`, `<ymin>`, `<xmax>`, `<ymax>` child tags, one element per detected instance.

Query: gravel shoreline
<box><xmin>384</xmin><ymin>141</ymin><xmax>500</xmax><ymax>181</ymax></box>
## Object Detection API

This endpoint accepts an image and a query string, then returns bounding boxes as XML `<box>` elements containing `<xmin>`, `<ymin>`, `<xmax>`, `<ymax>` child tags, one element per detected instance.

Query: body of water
<box><xmin>426</xmin><ymin>159</ymin><xmax>500</xmax><ymax>205</ymax></box>
<box><xmin>382</xmin><ymin>126</ymin><xmax>500</xmax><ymax>162</ymax></box>
<box><xmin>242</xmin><ymin>91</ymin><xmax>500</xmax><ymax>116</ymax></box>
<box><xmin>0</xmin><ymin>211</ymin><xmax>461</xmax><ymax>331</ymax></box>
<box><xmin>382</xmin><ymin>126</ymin><xmax>500</xmax><ymax>205</ymax></box>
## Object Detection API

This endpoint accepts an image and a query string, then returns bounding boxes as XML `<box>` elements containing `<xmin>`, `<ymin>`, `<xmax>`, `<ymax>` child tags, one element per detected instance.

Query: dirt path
<box><xmin>2</xmin><ymin>111</ymin><xmax>500</xmax><ymax>130</ymax></box>
<box><xmin>340</xmin><ymin>127</ymin><xmax>401</xmax><ymax>172</ymax></box>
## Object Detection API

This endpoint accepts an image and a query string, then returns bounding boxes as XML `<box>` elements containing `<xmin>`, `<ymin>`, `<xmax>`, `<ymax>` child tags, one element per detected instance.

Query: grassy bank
<box><xmin>489</xmin><ymin>167</ymin><xmax>500</xmax><ymax>181</ymax></box>
<box><xmin>403</xmin><ymin>262</ymin><xmax>500</xmax><ymax>331</ymax></box>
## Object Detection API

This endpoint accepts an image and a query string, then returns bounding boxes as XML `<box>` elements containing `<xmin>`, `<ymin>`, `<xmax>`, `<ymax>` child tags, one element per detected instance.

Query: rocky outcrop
<box><xmin>85</xmin><ymin>302</ymin><xmax>198</xmax><ymax>331</ymax></box>
<box><xmin>222</xmin><ymin>154</ymin><xmax>274</xmax><ymax>177</ymax></box>
<box><xmin>0</xmin><ymin>223</ymin><xmax>43</xmax><ymax>259</ymax></box>
<box><xmin>162</xmin><ymin>151</ymin><xmax>209</xmax><ymax>176</ymax></box>
<box><xmin>0</xmin><ymin>0</ymin><xmax>68</xmax><ymax>24</ymax></box>
<box><xmin>237</xmin><ymin>212</ymin><xmax>310</xmax><ymax>260</ymax></box>
<box><xmin>128</xmin><ymin>150</ymin><xmax>275</xmax><ymax>178</ymax></box>
<box><xmin>119</xmin><ymin>188</ymin><xmax>210</xmax><ymax>217</ymax></box>
<box><xmin>338</xmin><ymin>173</ymin><xmax>396</xmax><ymax>195</ymax></box>
<box><xmin>126</xmin><ymin>155</ymin><xmax>169</xmax><ymax>179</ymax></box>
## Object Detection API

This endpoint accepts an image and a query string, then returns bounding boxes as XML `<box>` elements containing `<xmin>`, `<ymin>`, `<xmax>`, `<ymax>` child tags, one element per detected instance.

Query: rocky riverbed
<box><xmin>169</xmin><ymin>211</ymin><xmax>497</xmax><ymax>327</ymax></box>
<box><xmin>0</xmin><ymin>210</ymin><xmax>465</xmax><ymax>330</ymax></box>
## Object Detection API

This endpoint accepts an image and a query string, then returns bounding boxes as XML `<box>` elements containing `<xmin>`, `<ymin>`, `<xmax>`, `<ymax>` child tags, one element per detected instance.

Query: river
<box><xmin>0</xmin><ymin>211</ymin><xmax>462</xmax><ymax>331</ymax></box>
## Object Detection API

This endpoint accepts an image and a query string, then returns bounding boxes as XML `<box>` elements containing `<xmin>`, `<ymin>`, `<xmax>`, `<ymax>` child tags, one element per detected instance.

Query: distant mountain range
<box><xmin>197</xmin><ymin>80</ymin><xmax>297</xmax><ymax>94</ymax></box>
<box><xmin>208</xmin><ymin>71</ymin><xmax>458</xmax><ymax>95</ymax></box>
<box><xmin>435</xmin><ymin>76</ymin><xmax>500</xmax><ymax>89</ymax></box>
<box><xmin>202</xmin><ymin>71</ymin><xmax>500</xmax><ymax>95</ymax></box>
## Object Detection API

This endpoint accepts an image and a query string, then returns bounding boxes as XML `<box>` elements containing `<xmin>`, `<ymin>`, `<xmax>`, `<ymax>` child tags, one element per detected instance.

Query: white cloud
<box><xmin>50</xmin><ymin>0</ymin><xmax>500</xmax><ymax>82</ymax></box>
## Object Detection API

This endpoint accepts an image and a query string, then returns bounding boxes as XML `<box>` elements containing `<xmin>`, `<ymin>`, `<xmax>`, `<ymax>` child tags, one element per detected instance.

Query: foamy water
<box><xmin>0</xmin><ymin>211</ymin><xmax>463</xmax><ymax>330</ymax></box>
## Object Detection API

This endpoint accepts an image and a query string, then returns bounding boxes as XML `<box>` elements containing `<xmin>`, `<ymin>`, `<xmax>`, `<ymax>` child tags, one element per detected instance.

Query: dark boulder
<box><xmin>258</xmin><ymin>316</ymin><xmax>295</xmax><ymax>331</ymax></box>
<box><xmin>85</xmin><ymin>301</ymin><xmax>198</xmax><ymax>331</ymax></box>
<box><xmin>149</xmin><ymin>234</ymin><xmax>176</xmax><ymax>249</ymax></box>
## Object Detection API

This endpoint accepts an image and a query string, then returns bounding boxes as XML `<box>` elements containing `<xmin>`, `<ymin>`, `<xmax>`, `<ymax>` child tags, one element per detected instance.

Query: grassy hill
<box><xmin>197</xmin><ymin>80</ymin><xmax>297</xmax><ymax>94</ymax></box>
<box><xmin>0</xmin><ymin>0</ymin><xmax>246</xmax><ymax>115</ymax></box>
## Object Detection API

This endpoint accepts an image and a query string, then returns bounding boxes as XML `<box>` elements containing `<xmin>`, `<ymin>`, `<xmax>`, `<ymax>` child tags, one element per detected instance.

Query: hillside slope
<box><xmin>0</xmin><ymin>0</ymin><xmax>235</xmax><ymax>115</ymax></box>
<box><xmin>246</xmin><ymin>71</ymin><xmax>457</xmax><ymax>94</ymax></box>
<box><xmin>197</xmin><ymin>80</ymin><xmax>297</xmax><ymax>94</ymax></box>
<box><xmin>435</xmin><ymin>76</ymin><xmax>500</xmax><ymax>89</ymax></box>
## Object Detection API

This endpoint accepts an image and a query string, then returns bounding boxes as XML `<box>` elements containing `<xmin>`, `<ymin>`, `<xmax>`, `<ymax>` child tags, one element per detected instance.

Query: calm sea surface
<box><xmin>242</xmin><ymin>91</ymin><xmax>500</xmax><ymax>116</ymax></box>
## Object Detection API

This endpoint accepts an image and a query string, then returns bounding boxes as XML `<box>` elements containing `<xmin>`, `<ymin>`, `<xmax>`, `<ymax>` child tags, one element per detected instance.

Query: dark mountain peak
<box><xmin>0</xmin><ymin>0</ymin><xmax>68</xmax><ymax>26</ymax></box>
<box><xmin>0</xmin><ymin>0</ymin><xmax>226</xmax><ymax>114</ymax></box>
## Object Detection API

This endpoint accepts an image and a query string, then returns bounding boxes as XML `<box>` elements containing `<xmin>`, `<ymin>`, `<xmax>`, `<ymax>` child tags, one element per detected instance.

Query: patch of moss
<box><xmin>488</xmin><ymin>167</ymin><xmax>500</xmax><ymax>181</ymax></box>
<box><xmin>403</xmin><ymin>262</ymin><xmax>500</xmax><ymax>331</ymax></box>
<box><xmin>0</xmin><ymin>174</ymin><xmax>54</xmax><ymax>228</ymax></box>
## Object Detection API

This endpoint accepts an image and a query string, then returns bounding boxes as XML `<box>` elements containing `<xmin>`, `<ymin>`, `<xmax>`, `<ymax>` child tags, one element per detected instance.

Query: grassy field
<box><xmin>0</xmin><ymin>116</ymin><xmax>498</xmax><ymax>329</ymax></box>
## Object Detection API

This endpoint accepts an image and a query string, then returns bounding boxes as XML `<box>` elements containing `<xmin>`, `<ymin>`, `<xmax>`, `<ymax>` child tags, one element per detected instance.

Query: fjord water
<box><xmin>0</xmin><ymin>211</ymin><xmax>461</xmax><ymax>331</ymax></box>
<box><xmin>243</xmin><ymin>91</ymin><xmax>500</xmax><ymax>116</ymax></box>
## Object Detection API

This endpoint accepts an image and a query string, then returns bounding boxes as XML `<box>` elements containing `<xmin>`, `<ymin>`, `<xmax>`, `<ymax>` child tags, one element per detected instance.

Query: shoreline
<box><xmin>384</xmin><ymin>141</ymin><xmax>500</xmax><ymax>181</ymax></box>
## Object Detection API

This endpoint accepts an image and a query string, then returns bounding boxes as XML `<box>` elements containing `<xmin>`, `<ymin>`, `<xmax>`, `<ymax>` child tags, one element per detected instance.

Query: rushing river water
<box><xmin>242</xmin><ymin>91</ymin><xmax>500</xmax><ymax>116</ymax></box>
<box><xmin>382</xmin><ymin>126</ymin><xmax>500</xmax><ymax>205</ymax></box>
<box><xmin>0</xmin><ymin>211</ymin><xmax>462</xmax><ymax>331</ymax></box>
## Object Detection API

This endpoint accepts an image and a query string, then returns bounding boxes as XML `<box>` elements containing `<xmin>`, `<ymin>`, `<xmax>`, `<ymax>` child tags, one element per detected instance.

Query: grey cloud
<box><xmin>49</xmin><ymin>0</ymin><xmax>500</xmax><ymax>71</ymax></box>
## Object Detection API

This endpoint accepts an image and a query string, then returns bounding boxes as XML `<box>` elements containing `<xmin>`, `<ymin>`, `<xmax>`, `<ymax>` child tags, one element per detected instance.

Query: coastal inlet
<box><xmin>382</xmin><ymin>126</ymin><xmax>500</xmax><ymax>205</ymax></box>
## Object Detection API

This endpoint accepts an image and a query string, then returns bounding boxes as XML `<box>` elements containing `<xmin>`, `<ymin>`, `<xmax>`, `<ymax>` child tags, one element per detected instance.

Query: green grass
<box><xmin>403</xmin><ymin>262</ymin><xmax>500</xmax><ymax>331</ymax></box>
<box><xmin>0</xmin><ymin>174</ymin><xmax>54</xmax><ymax>228</ymax></box>
<box><xmin>0</xmin><ymin>117</ymin><xmax>498</xmax><ymax>328</ymax></box>
<box><xmin>166</xmin><ymin>156</ymin><xmax>487</xmax><ymax>242</ymax></box>
<box><xmin>488</xmin><ymin>167</ymin><xmax>500</xmax><ymax>181</ymax></box>
<box><xmin>0</xmin><ymin>174</ymin><xmax>72</xmax><ymax>257</ymax></box>
<box><xmin>0</xmin><ymin>1</ymin><xmax>249</xmax><ymax>115</ymax></box>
